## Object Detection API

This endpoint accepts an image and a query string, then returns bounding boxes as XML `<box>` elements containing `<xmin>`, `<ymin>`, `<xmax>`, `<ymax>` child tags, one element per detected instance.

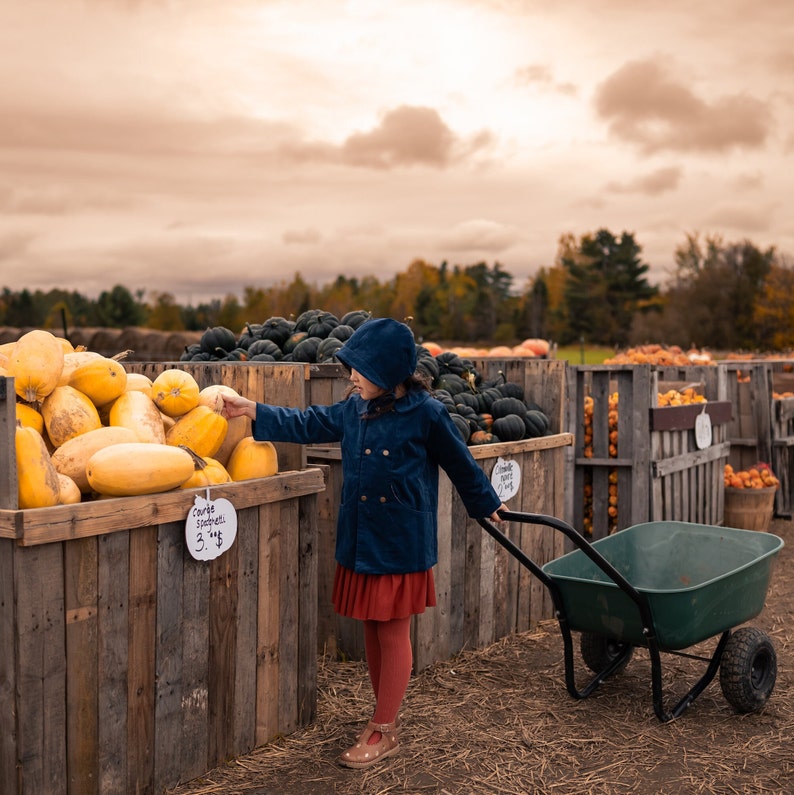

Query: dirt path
<box><xmin>167</xmin><ymin>518</ymin><xmax>794</xmax><ymax>795</ymax></box>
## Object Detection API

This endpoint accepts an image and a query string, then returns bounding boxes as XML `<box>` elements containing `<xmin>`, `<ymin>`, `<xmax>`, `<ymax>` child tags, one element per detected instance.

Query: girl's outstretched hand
<box><xmin>221</xmin><ymin>393</ymin><xmax>256</xmax><ymax>420</ymax></box>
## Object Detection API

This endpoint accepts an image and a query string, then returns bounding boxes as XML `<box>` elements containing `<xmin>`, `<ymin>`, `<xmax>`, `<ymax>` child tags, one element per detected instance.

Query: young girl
<box><xmin>221</xmin><ymin>317</ymin><xmax>507</xmax><ymax>769</ymax></box>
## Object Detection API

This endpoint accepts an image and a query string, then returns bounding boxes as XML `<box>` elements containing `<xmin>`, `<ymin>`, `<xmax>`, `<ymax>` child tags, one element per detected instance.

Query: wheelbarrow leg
<box><xmin>648</xmin><ymin>631</ymin><xmax>730</xmax><ymax>722</ymax></box>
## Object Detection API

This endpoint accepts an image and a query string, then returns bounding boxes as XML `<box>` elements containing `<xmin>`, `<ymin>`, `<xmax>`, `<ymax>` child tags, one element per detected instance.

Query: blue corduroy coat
<box><xmin>252</xmin><ymin>388</ymin><xmax>501</xmax><ymax>575</ymax></box>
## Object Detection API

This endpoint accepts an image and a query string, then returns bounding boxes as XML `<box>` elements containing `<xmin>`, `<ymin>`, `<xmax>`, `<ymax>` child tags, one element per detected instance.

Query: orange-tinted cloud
<box><xmin>594</xmin><ymin>58</ymin><xmax>772</xmax><ymax>153</ymax></box>
<box><xmin>341</xmin><ymin>105</ymin><xmax>492</xmax><ymax>169</ymax></box>
<box><xmin>277</xmin><ymin>105</ymin><xmax>494</xmax><ymax>170</ymax></box>
<box><xmin>514</xmin><ymin>64</ymin><xmax>578</xmax><ymax>96</ymax></box>
<box><xmin>606</xmin><ymin>167</ymin><xmax>682</xmax><ymax>196</ymax></box>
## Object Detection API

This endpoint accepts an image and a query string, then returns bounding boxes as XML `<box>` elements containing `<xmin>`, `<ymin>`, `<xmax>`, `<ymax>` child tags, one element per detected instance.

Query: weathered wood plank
<box><xmin>0</xmin><ymin>539</ymin><xmax>17</xmax><ymax>794</ymax></box>
<box><xmin>65</xmin><ymin>536</ymin><xmax>99</xmax><ymax>795</ymax></box>
<box><xmin>0</xmin><ymin>468</ymin><xmax>325</xmax><ymax>544</ymax></box>
<box><xmin>207</xmin><ymin>527</ymin><xmax>239</xmax><ymax>766</ymax></box>
<box><xmin>297</xmin><ymin>494</ymin><xmax>318</xmax><ymax>726</ymax></box>
<box><xmin>153</xmin><ymin>522</ymin><xmax>185</xmax><ymax>792</ymax></box>
<box><xmin>97</xmin><ymin>531</ymin><xmax>129</xmax><ymax>795</ymax></box>
<box><xmin>256</xmin><ymin>501</ymin><xmax>281</xmax><ymax>745</ymax></box>
<box><xmin>179</xmin><ymin>546</ymin><xmax>210</xmax><ymax>783</ymax></box>
<box><xmin>233</xmin><ymin>506</ymin><xmax>259</xmax><ymax>754</ymax></box>
<box><xmin>278</xmin><ymin>498</ymin><xmax>300</xmax><ymax>735</ymax></box>
<box><xmin>127</xmin><ymin>526</ymin><xmax>157</xmax><ymax>794</ymax></box>
<box><xmin>16</xmin><ymin>542</ymin><xmax>67</xmax><ymax>794</ymax></box>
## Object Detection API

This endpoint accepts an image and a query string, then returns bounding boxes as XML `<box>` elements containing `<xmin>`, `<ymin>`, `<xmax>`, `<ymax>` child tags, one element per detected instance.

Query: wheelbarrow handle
<box><xmin>480</xmin><ymin>510</ymin><xmax>649</xmax><ymax>621</ymax></box>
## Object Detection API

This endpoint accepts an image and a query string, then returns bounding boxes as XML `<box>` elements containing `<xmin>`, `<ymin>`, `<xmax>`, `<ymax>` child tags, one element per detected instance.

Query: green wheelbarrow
<box><xmin>478</xmin><ymin>512</ymin><xmax>784</xmax><ymax>722</ymax></box>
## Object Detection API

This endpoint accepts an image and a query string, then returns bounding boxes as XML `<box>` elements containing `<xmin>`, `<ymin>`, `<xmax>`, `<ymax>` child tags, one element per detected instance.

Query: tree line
<box><xmin>2</xmin><ymin>229</ymin><xmax>791</xmax><ymax>352</ymax></box>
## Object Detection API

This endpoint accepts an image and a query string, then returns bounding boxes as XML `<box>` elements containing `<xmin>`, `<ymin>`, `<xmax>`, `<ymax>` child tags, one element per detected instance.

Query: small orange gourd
<box><xmin>151</xmin><ymin>368</ymin><xmax>200</xmax><ymax>418</ymax></box>
<box><xmin>226</xmin><ymin>437</ymin><xmax>279</xmax><ymax>481</ymax></box>
<box><xmin>179</xmin><ymin>447</ymin><xmax>232</xmax><ymax>489</ymax></box>
<box><xmin>165</xmin><ymin>405</ymin><xmax>228</xmax><ymax>458</ymax></box>
<box><xmin>15</xmin><ymin>422</ymin><xmax>61</xmax><ymax>509</ymax></box>
<box><xmin>15</xmin><ymin>402</ymin><xmax>45</xmax><ymax>435</ymax></box>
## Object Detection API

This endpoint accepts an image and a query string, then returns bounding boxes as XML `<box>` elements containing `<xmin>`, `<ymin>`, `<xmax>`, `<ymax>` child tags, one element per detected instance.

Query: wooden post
<box><xmin>0</xmin><ymin>377</ymin><xmax>17</xmax><ymax>511</ymax></box>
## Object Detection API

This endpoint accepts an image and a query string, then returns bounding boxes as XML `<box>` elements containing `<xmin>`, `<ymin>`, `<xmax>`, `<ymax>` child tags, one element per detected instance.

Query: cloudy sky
<box><xmin>1</xmin><ymin>0</ymin><xmax>792</xmax><ymax>305</ymax></box>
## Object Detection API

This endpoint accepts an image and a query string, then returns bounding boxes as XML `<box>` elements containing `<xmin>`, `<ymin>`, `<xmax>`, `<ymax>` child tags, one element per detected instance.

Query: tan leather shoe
<box><xmin>338</xmin><ymin>720</ymin><xmax>399</xmax><ymax>769</ymax></box>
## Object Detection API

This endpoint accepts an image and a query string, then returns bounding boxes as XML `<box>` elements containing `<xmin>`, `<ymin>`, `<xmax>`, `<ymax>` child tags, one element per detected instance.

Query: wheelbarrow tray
<box><xmin>541</xmin><ymin>521</ymin><xmax>783</xmax><ymax>650</ymax></box>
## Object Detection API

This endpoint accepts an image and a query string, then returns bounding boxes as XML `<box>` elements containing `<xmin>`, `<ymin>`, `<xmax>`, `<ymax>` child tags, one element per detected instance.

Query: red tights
<box><xmin>363</xmin><ymin>616</ymin><xmax>413</xmax><ymax>726</ymax></box>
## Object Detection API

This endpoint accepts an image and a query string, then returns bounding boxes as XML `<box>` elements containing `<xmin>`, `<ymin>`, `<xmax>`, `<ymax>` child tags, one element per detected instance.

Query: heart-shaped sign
<box><xmin>185</xmin><ymin>493</ymin><xmax>238</xmax><ymax>561</ymax></box>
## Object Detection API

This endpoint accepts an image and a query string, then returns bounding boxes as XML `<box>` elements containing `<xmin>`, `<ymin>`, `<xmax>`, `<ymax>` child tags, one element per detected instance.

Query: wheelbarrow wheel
<box><xmin>580</xmin><ymin>632</ymin><xmax>633</xmax><ymax>676</ymax></box>
<box><xmin>719</xmin><ymin>627</ymin><xmax>777</xmax><ymax>713</ymax></box>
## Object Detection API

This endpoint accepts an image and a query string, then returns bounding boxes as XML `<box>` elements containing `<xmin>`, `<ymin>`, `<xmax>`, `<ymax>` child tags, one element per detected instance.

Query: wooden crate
<box><xmin>569</xmin><ymin>364</ymin><xmax>731</xmax><ymax>540</ymax></box>
<box><xmin>0</xmin><ymin>377</ymin><xmax>325</xmax><ymax>795</ymax></box>
<box><xmin>721</xmin><ymin>360</ymin><xmax>794</xmax><ymax>517</ymax></box>
<box><xmin>466</xmin><ymin>357</ymin><xmax>567</xmax><ymax>435</ymax></box>
<box><xmin>308</xmin><ymin>433</ymin><xmax>573</xmax><ymax>673</ymax></box>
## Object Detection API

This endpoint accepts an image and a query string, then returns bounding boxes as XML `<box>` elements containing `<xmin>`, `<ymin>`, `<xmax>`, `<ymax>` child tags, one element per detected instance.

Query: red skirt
<box><xmin>332</xmin><ymin>564</ymin><xmax>437</xmax><ymax>621</ymax></box>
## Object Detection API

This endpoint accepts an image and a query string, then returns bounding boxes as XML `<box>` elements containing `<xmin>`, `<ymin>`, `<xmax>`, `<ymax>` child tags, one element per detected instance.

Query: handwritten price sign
<box><xmin>491</xmin><ymin>456</ymin><xmax>520</xmax><ymax>501</ymax></box>
<box><xmin>185</xmin><ymin>493</ymin><xmax>238</xmax><ymax>561</ymax></box>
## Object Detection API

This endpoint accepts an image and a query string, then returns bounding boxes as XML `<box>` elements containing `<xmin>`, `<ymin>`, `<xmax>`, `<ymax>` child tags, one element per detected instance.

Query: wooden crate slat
<box><xmin>0</xmin><ymin>539</ymin><xmax>16</xmax><ymax>794</ymax></box>
<box><xmin>64</xmin><ymin>536</ymin><xmax>99</xmax><ymax>795</ymax></box>
<box><xmin>233</xmin><ymin>506</ymin><xmax>260</xmax><ymax>754</ymax></box>
<box><xmin>179</xmin><ymin>544</ymin><xmax>211</xmax><ymax>784</ymax></box>
<box><xmin>96</xmin><ymin>531</ymin><xmax>129</xmax><ymax>795</ymax></box>
<box><xmin>153</xmin><ymin>522</ymin><xmax>186</xmax><ymax>792</ymax></box>
<box><xmin>15</xmin><ymin>542</ymin><xmax>67</xmax><ymax>794</ymax></box>
<box><xmin>126</xmin><ymin>526</ymin><xmax>157</xmax><ymax>793</ymax></box>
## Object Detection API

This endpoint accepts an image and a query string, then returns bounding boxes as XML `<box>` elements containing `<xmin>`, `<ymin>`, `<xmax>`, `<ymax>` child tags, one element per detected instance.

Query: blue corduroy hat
<box><xmin>335</xmin><ymin>318</ymin><xmax>417</xmax><ymax>389</ymax></box>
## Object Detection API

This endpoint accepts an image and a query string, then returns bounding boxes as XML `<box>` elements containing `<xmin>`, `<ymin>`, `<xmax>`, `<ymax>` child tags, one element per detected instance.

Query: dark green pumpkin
<box><xmin>340</xmin><ymin>309</ymin><xmax>372</xmax><ymax>329</ymax></box>
<box><xmin>181</xmin><ymin>343</ymin><xmax>202</xmax><ymax>361</ymax></box>
<box><xmin>247</xmin><ymin>338</ymin><xmax>283</xmax><ymax>359</ymax></box>
<box><xmin>432</xmin><ymin>390</ymin><xmax>457</xmax><ymax>412</ymax></box>
<box><xmin>492</xmin><ymin>414</ymin><xmax>526</xmax><ymax>442</ymax></box>
<box><xmin>282</xmin><ymin>330</ymin><xmax>309</xmax><ymax>354</ymax></box>
<box><xmin>435</xmin><ymin>351</ymin><xmax>467</xmax><ymax>376</ymax></box>
<box><xmin>291</xmin><ymin>336</ymin><xmax>322</xmax><ymax>362</ymax></box>
<box><xmin>497</xmin><ymin>381</ymin><xmax>525</xmax><ymax>401</ymax></box>
<box><xmin>259</xmin><ymin>317</ymin><xmax>294</xmax><ymax>348</ymax></box>
<box><xmin>248</xmin><ymin>353</ymin><xmax>276</xmax><ymax>362</ymax></box>
<box><xmin>415</xmin><ymin>355</ymin><xmax>440</xmax><ymax>382</ymax></box>
<box><xmin>455</xmin><ymin>391</ymin><xmax>480</xmax><ymax>411</ymax></box>
<box><xmin>306</xmin><ymin>311</ymin><xmax>340</xmax><ymax>339</ymax></box>
<box><xmin>450</xmin><ymin>413</ymin><xmax>471</xmax><ymax>443</ymax></box>
<box><xmin>524</xmin><ymin>409</ymin><xmax>550</xmax><ymax>438</ymax></box>
<box><xmin>294</xmin><ymin>309</ymin><xmax>323</xmax><ymax>332</ymax></box>
<box><xmin>329</xmin><ymin>324</ymin><xmax>356</xmax><ymax>342</ymax></box>
<box><xmin>200</xmin><ymin>325</ymin><xmax>237</xmax><ymax>354</ymax></box>
<box><xmin>316</xmin><ymin>336</ymin><xmax>344</xmax><ymax>362</ymax></box>
<box><xmin>476</xmin><ymin>386</ymin><xmax>504</xmax><ymax>413</ymax></box>
<box><xmin>491</xmin><ymin>396</ymin><xmax>529</xmax><ymax>420</ymax></box>
<box><xmin>435</xmin><ymin>373</ymin><xmax>469</xmax><ymax>395</ymax></box>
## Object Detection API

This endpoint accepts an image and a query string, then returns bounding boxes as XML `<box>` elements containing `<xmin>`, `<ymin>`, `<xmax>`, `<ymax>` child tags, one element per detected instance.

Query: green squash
<box><xmin>492</xmin><ymin>414</ymin><xmax>526</xmax><ymax>442</ymax></box>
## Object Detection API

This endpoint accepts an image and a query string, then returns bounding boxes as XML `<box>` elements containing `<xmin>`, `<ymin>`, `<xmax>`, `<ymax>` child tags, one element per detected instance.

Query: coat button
<box><xmin>382</xmin><ymin>449</ymin><xmax>389</xmax><ymax>456</ymax></box>
<box><xmin>360</xmin><ymin>495</ymin><xmax>367</xmax><ymax>502</ymax></box>
<box><xmin>365</xmin><ymin>448</ymin><xmax>371</xmax><ymax>455</ymax></box>
<box><xmin>379</xmin><ymin>496</ymin><xmax>386</xmax><ymax>503</ymax></box>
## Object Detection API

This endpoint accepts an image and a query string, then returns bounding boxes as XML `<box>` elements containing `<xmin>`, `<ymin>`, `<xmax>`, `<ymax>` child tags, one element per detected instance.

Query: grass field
<box><xmin>553</xmin><ymin>344</ymin><xmax>614</xmax><ymax>365</ymax></box>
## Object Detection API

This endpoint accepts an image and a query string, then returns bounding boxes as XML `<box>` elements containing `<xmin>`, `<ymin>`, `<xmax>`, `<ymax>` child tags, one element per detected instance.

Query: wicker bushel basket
<box><xmin>723</xmin><ymin>486</ymin><xmax>777</xmax><ymax>532</ymax></box>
